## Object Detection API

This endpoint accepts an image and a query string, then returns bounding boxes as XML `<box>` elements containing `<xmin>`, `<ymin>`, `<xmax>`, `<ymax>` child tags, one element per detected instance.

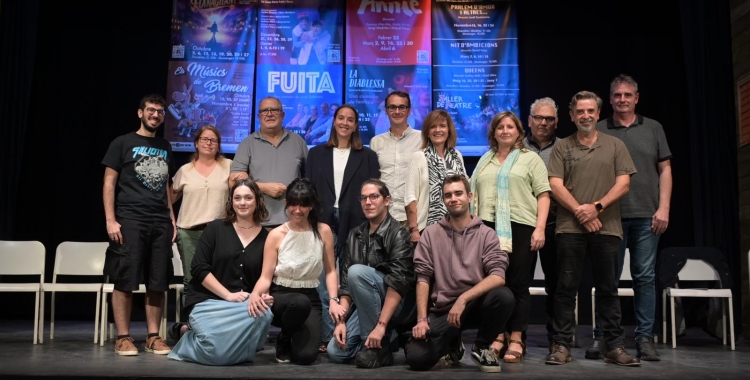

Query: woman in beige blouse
<box><xmin>171</xmin><ymin>125</ymin><xmax>232</xmax><ymax>305</ymax></box>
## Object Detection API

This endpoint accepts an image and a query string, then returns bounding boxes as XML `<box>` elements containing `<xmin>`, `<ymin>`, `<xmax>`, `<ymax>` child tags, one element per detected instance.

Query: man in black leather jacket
<box><xmin>326</xmin><ymin>178</ymin><xmax>416</xmax><ymax>368</ymax></box>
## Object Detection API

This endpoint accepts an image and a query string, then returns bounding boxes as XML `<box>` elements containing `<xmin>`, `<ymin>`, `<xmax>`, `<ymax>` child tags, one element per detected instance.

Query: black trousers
<box><xmin>525</xmin><ymin>222</ymin><xmax>557</xmax><ymax>340</ymax></box>
<box><xmin>405</xmin><ymin>286</ymin><xmax>514</xmax><ymax>371</ymax></box>
<box><xmin>552</xmin><ymin>233</ymin><xmax>624</xmax><ymax>350</ymax></box>
<box><xmin>270</xmin><ymin>285</ymin><xmax>322</xmax><ymax>365</ymax></box>
<box><xmin>504</xmin><ymin>222</ymin><xmax>535</xmax><ymax>332</ymax></box>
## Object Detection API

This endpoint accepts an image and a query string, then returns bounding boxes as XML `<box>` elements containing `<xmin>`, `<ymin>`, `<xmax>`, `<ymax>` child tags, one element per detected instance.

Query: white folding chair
<box><xmin>39</xmin><ymin>242</ymin><xmax>107</xmax><ymax>344</ymax></box>
<box><xmin>161</xmin><ymin>244</ymin><xmax>185</xmax><ymax>335</ymax></box>
<box><xmin>662</xmin><ymin>258</ymin><xmax>735</xmax><ymax>350</ymax></box>
<box><xmin>591</xmin><ymin>249</ymin><xmax>634</xmax><ymax>338</ymax></box>
<box><xmin>0</xmin><ymin>240</ymin><xmax>46</xmax><ymax>344</ymax></box>
<box><xmin>529</xmin><ymin>252</ymin><xmax>578</xmax><ymax>346</ymax></box>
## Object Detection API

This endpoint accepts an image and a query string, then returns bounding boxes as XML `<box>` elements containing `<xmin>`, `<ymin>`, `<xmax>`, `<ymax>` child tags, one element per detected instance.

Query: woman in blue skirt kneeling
<box><xmin>168</xmin><ymin>178</ymin><xmax>274</xmax><ymax>365</ymax></box>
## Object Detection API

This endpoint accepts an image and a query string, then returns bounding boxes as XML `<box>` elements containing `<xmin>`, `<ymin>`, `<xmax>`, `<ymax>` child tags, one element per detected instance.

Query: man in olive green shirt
<box><xmin>545</xmin><ymin>91</ymin><xmax>640</xmax><ymax>367</ymax></box>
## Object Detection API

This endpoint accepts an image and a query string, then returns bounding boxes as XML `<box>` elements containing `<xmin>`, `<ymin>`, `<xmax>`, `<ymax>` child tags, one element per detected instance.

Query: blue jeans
<box><xmin>593</xmin><ymin>217</ymin><xmax>660</xmax><ymax>339</ymax></box>
<box><xmin>327</xmin><ymin>264</ymin><xmax>414</xmax><ymax>363</ymax></box>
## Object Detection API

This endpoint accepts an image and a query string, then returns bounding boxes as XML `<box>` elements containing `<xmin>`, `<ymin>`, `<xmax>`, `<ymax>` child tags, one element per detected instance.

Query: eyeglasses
<box><xmin>358</xmin><ymin>193</ymin><xmax>381</xmax><ymax>203</ymax></box>
<box><xmin>145</xmin><ymin>107</ymin><xmax>166</xmax><ymax>116</ymax></box>
<box><xmin>199</xmin><ymin>137</ymin><xmax>218</xmax><ymax>144</ymax></box>
<box><xmin>531</xmin><ymin>115</ymin><xmax>556</xmax><ymax>124</ymax></box>
<box><xmin>386</xmin><ymin>105</ymin><xmax>409</xmax><ymax>112</ymax></box>
<box><xmin>259</xmin><ymin>108</ymin><xmax>282</xmax><ymax>116</ymax></box>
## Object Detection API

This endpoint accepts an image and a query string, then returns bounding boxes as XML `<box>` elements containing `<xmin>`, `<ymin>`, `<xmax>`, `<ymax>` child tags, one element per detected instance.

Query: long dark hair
<box><xmin>223</xmin><ymin>179</ymin><xmax>269</xmax><ymax>224</ymax></box>
<box><xmin>285</xmin><ymin>178</ymin><xmax>322</xmax><ymax>241</ymax></box>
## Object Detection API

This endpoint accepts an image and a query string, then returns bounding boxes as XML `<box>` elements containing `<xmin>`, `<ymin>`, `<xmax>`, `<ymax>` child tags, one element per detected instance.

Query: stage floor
<box><xmin>0</xmin><ymin>320</ymin><xmax>747</xmax><ymax>379</ymax></box>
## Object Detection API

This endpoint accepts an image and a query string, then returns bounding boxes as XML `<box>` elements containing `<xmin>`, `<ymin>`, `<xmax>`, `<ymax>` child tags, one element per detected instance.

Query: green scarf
<box><xmin>470</xmin><ymin>148</ymin><xmax>521</xmax><ymax>252</ymax></box>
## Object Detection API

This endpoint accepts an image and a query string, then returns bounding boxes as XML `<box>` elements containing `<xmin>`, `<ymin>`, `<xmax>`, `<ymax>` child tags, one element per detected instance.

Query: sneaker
<box><xmin>355</xmin><ymin>346</ymin><xmax>394</xmax><ymax>368</ymax></box>
<box><xmin>145</xmin><ymin>336</ymin><xmax>171</xmax><ymax>355</ymax></box>
<box><xmin>114</xmin><ymin>336</ymin><xmax>138</xmax><ymax>356</ymax></box>
<box><xmin>274</xmin><ymin>334</ymin><xmax>292</xmax><ymax>364</ymax></box>
<box><xmin>439</xmin><ymin>336</ymin><xmax>466</xmax><ymax>366</ymax></box>
<box><xmin>168</xmin><ymin>322</ymin><xmax>185</xmax><ymax>343</ymax></box>
<box><xmin>636</xmin><ymin>336</ymin><xmax>661</xmax><ymax>361</ymax></box>
<box><xmin>470</xmin><ymin>344</ymin><xmax>501</xmax><ymax>373</ymax></box>
<box><xmin>585</xmin><ymin>336</ymin><xmax>605</xmax><ymax>359</ymax></box>
<box><xmin>545</xmin><ymin>342</ymin><xmax>571</xmax><ymax>365</ymax></box>
<box><xmin>604</xmin><ymin>347</ymin><xmax>641</xmax><ymax>366</ymax></box>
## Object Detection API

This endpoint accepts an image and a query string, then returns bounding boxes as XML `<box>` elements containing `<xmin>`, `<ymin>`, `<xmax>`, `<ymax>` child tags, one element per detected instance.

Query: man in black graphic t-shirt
<box><xmin>101</xmin><ymin>94</ymin><xmax>176</xmax><ymax>356</ymax></box>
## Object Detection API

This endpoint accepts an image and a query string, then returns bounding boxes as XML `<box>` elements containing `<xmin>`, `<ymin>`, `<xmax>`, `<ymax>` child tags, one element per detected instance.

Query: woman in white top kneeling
<box><xmin>249</xmin><ymin>178</ymin><xmax>345</xmax><ymax>365</ymax></box>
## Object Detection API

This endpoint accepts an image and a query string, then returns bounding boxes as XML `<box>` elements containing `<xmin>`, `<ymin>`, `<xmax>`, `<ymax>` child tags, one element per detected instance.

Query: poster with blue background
<box><xmin>432</xmin><ymin>0</ymin><xmax>518</xmax><ymax>156</ymax></box>
<box><xmin>165</xmin><ymin>0</ymin><xmax>259</xmax><ymax>153</ymax></box>
<box><xmin>255</xmin><ymin>0</ymin><xmax>345</xmax><ymax>147</ymax></box>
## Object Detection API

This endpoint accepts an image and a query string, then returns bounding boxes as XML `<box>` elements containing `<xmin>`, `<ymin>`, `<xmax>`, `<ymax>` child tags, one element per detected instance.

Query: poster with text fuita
<box><xmin>255</xmin><ymin>0</ymin><xmax>345</xmax><ymax>146</ymax></box>
<box><xmin>165</xmin><ymin>0</ymin><xmax>258</xmax><ymax>153</ymax></box>
<box><xmin>432</xmin><ymin>0</ymin><xmax>518</xmax><ymax>156</ymax></box>
<box><xmin>345</xmin><ymin>0</ymin><xmax>432</xmax><ymax>144</ymax></box>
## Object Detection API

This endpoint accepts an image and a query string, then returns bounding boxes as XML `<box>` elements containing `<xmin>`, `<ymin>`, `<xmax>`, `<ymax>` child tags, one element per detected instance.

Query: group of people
<box><xmin>101</xmin><ymin>74</ymin><xmax>672</xmax><ymax>372</ymax></box>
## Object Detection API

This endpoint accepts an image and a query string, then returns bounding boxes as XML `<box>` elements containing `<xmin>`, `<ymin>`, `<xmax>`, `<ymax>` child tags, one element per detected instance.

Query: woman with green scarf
<box><xmin>470</xmin><ymin>111</ymin><xmax>551</xmax><ymax>363</ymax></box>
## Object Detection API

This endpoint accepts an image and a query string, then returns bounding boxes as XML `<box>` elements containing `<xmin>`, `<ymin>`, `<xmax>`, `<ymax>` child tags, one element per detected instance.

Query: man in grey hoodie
<box><xmin>405</xmin><ymin>174</ymin><xmax>514</xmax><ymax>373</ymax></box>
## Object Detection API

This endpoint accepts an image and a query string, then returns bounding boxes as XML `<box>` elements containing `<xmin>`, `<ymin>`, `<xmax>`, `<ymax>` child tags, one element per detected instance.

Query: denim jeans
<box><xmin>553</xmin><ymin>233</ymin><xmax>624</xmax><ymax>350</ymax></box>
<box><xmin>593</xmin><ymin>217</ymin><xmax>659</xmax><ymax>339</ymax></box>
<box><xmin>327</xmin><ymin>264</ymin><xmax>416</xmax><ymax>362</ymax></box>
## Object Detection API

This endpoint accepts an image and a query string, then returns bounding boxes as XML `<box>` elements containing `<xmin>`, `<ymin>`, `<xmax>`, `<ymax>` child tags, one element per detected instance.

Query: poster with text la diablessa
<box><xmin>254</xmin><ymin>0</ymin><xmax>345</xmax><ymax>146</ymax></box>
<box><xmin>165</xmin><ymin>0</ymin><xmax>258</xmax><ymax>153</ymax></box>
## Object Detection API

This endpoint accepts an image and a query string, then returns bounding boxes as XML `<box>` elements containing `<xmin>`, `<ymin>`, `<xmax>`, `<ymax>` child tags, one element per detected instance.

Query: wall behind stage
<box><xmin>7</xmin><ymin>0</ymin><xmax>695</xmax><ymax>324</ymax></box>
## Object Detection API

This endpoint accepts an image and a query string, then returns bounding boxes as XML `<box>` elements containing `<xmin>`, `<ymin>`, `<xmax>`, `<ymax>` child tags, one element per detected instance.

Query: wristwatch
<box><xmin>409</xmin><ymin>226</ymin><xmax>419</xmax><ymax>233</ymax></box>
<box><xmin>330</xmin><ymin>296</ymin><xmax>340</xmax><ymax>303</ymax></box>
<box><xmin>594</xmin><ymin>201</ymin><xmax>604</xmax><ymax>213</ymax></box>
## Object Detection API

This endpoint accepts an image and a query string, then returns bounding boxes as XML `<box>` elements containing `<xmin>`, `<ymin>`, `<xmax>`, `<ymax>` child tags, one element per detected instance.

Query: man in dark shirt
<box><xmin>546</xmin><ymin>91</ymin><xmax>640</xmax><ymax>367</ymax></box>
<box><xmin>522</xmin><ymin>97</ymin><xmax>560</xmax><ymax>351</ymax></box>
<box><xmin>591</xmin><ymin>74</ymin><xmax>672</xmax><ymax>361</ymax></box>
<box><xmin>102</xmin><ymin>94</ymin><xmax>176</xmax><ymax>356</ymax></box>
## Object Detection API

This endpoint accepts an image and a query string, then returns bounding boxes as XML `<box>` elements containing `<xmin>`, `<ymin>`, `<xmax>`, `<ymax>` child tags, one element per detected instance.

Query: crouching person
<box><xmin>327</xmin><ymin>179</ymin><xmax>417</xmax><ymax>368</ymax></box>
<box><xmin>405</xmin><ymin>174</ymin><xmax>514</xmax><ymax>373</ymax></box>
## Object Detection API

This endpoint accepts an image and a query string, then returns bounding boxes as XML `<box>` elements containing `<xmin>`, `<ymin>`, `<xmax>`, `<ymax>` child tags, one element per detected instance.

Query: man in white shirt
<box><xmin>369</xmin><ymin>90</ymin><xmax>422</xmax><ymax>228</ymax></box>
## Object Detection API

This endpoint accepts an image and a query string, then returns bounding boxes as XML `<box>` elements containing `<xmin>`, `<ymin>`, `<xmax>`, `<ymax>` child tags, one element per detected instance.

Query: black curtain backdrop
<box><xmin>678</xmin><ymin>0</ymin><xmax>741</xmax><ymax>325</ymax></box>
<box><xmin>0</xmin><ymin>0</ymin><xmax>39</xmax><ymax>239</ymax></box>
<box><xmin>0</xmin><ymin>0</ymin><xmax>740</xmax><ymax>333</ymax></box>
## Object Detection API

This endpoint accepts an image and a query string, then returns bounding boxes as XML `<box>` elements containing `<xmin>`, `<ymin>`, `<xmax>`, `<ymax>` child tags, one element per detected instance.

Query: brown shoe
<box><xmin>545</xmin><ymin>342</ymin><xmax>571</xmax><ymax>365</ymax></box>
<box><xmin>145</xmin><ymin>336</ymin><xmax>171</xmax><ymax>355</ymax></box>
<box><xmin>604</xmin><ymin>347</ymin><xmax>641</xmax><ymax>366</ymax></box>
<box><xmin>114</xmin><ymin>337</ymin><xmax>138</xmax><ymax>356</ymax></box>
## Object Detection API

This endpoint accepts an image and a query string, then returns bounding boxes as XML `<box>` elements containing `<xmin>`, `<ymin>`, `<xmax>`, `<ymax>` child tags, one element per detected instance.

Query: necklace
<box><xmin>234</xmin><ymin>222</ymin><xmax>256</xmax><ymax>230</ymax></box>
<box><xmin>334</xmin><ymin>146</ymin><xmax>350</xmax><ymax>159</ymax></box>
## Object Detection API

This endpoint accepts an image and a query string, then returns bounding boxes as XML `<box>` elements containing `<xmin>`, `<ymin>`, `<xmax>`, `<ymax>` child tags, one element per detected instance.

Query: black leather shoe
<box><xmin>585</xmin><ymin>336</ymin><xmax>605</xmax><ymax>359</ymax></box>
<box><xmin>355</xmin><ymin>346</ymin><xmax>394</xmax><ymax>368</ymax></box>
<box><xmin>636</xmin><ymin>336</ymin><xmax>661</xmax><ymax>361</ymax></box>
<box><xmin>604</xmin><ymin>347</ymin><xmax>641</xmax><ymax>366</ymax></box>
